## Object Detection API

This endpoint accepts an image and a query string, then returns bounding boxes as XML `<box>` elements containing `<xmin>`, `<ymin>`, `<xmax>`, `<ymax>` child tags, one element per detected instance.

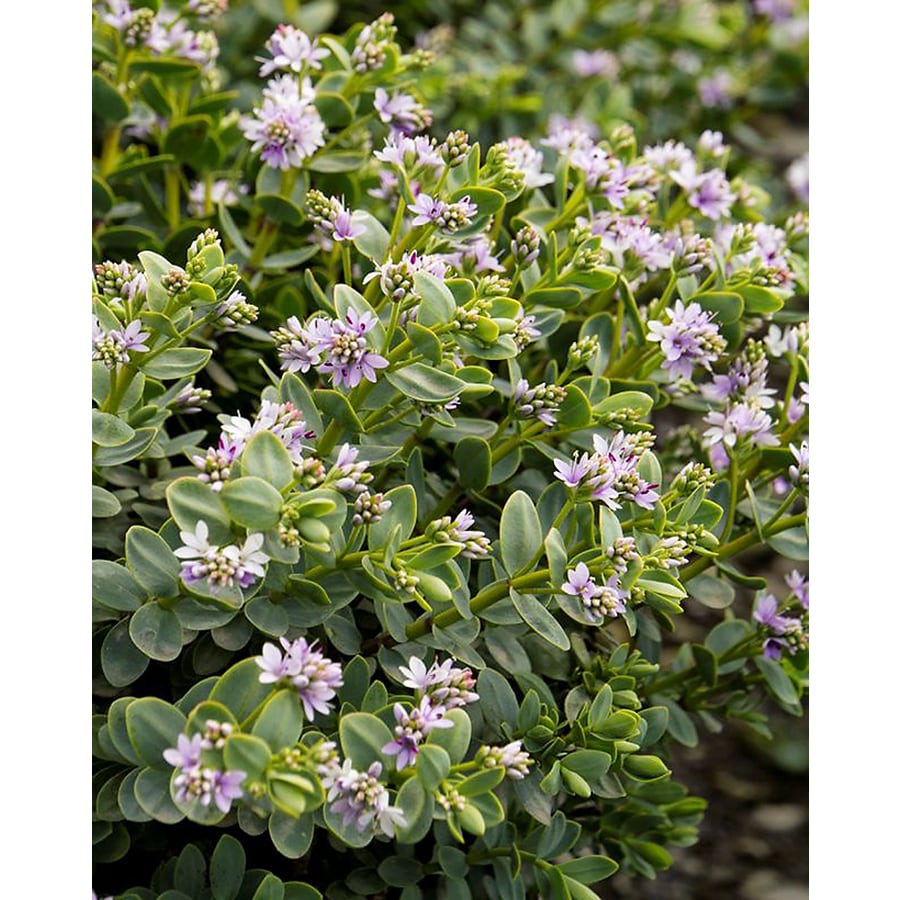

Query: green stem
<box><xmin>165</xmin><ymin>167</ymin><xmax>181</xmax><ymax>231</ymax></box>
<box><xmin>341</xmin><ymin>243</ymin><xmax>353</xmax><ymax>285</ymax></box>
<box><xmin>249</xmin><ymin>219</ymin><xmax>279</xmax><ymax>270</ymax></box>
<box><xmin>678</xmin><ymin>512</ymin><xmax>807</xmax><ymax>582</ymax></box>
<box><xmin>722</xmin><ymin>453</ymin><xmax>741</xmax><ymax>541</ymax></box>
<box><xmin>642</xmin><ymin>635</ymin><xmax>760</xmax><ymax>696</ymax></box>
<box><xmin>405</xmin><ymin>568</ymin><xmax>552</xmax><ymax>641</ymax></box>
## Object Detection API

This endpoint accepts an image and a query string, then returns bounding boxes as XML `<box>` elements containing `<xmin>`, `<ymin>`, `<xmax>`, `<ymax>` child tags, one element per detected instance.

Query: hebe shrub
<box><xmin>92</xmin><ymin>3</ymin><xmax>808</xmax><ymax>898</ymax></box>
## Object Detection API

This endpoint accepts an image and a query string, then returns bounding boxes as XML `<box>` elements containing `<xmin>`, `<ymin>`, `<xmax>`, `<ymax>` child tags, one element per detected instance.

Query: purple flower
<box><xmin>258</xmin><ymin>24</ymin><xmax>328</xmax><ymax>77</ymax></box>
<box><xmin>562</xmin><ymin>562</ymin><xmax>599</xmax><ymax>602</ymax></box>
<box><xmin>789</xmin><ymin>440</ymin><xmax>809</xmax><ymax>486</ymax></box>
<box><xmin>174</xmin><ymin>521</ymin><xmax>269</xmax><ymax>592</ymax></box>
<box><xmin>698</xmin><ymin>130</ymin><xmax>727</xmax><ymax>158</ymax></box>
<box><xmin>398</xmin><ymin>656</ymin><xmax>435</xmax><ymax>693</ymax></box>
<box><xmin>437</xmin><ymin>509</ymin><xmax>492</xmax><ymax>559</ymax></box>
<box><xmin>209</xmin><ymin>769</ymin><xmax>246</xmax><ymax>813</ymax></box>
<box><xmin>753</xmin><ymin>593</ymin><xmax>790</xmax><ymax>632</ymax></box>
<box><xmin>698</xmin><ymin>69</ymin><xmax>734</xmax><ymax>108</ymax></box>
<box><xmin>329</xmin><ymin>203</ymin><xmax>366</xmax><ymax>242</ymax></box>
<box><xmin>785</xmin><ymin>570</ymin><xmax>809</xmax><ymax>610</ymax></box>
<box><xmin>648</xmin><ymin>300</ymin><xmax>726</xmax><ymax>381</ymax></box>
<box><xmin>374</xmin><ymin>133</ymin><xmax>444</xmax><ymax>171</ymax></box>
<box><xmin>554</xmin><ymin>452</ymin><xmax>596</xmax><ymax>488</ymax></box>
<box><xmin>541</xmin><ymin>115</ymin><xmax>597</xmax><ymax>153</ymax></box>
<box><xmin>703</xmin><ymin>403</ymin><xmax>779</xmax><ymax>449</ymax></box>
<box><xmin>240</xmin><ymin>76</ymin><xmax>325</xmax><ymax>170</ymax></box>
<box><xmin>409</xmin><ymin>193</ymin><xmax>445</xmax><ymax>226</ymax></box>
<box><xmin>786</xmin><ymin>154</ymin><xmax>809</xmax><ymax>204</ymax></box>
<box><xmin>571</xmin><ymin>49</ymin><xmax>619</xmax><ymax>78</ymax></box>
<box><xmin>481</xmin><ymin>740</ymin><xmax>532</xmax><ymax>780</ymax></box>
<box><xmin>373</xmin><ymin>88</ymin><xmax>432</xmax><ymax>134</ymax></box>
<box><xmin>643</xmin><ymin>140</ymin><xmax>695</xmax><ymax>176</ymax></box>
<box><xmin>327</xmin><ymin>760</ymin><xmax>406</xmax><ymax>837</ymax></box>
<box><xmin>562</xmin><ymin>563</ymin><xmax>627</xmax><ymax>622</ymax></box>
<box><xmin>382</xmin><ymin>697</ymin><xmax>454</xmax><ymax>770</ymax></box>
<box><xmin>310</xmin><ymin>310</ymin><xmax>389</xmax><ymax>390</ymax></box>
<box><xmin>163</xmin><ymin>733</ymin><xmax>204</xmax><ymax>770</ymax></box>
<box><xmin>672</xmin><ymin>162</ymin><xmax>736</xmax><ymax>220</ymax></box>
<box><xmin>280</xmin><ymin>637</ymin><xmax>344</xmax><ymax>721</ymax></box>
<box><xmin>754</xmin><ymin>0</ymin><xmax>796</xmax><ymax>23</ymax></box>
<box><xmin>256</xmin><ymin>641</ymin><xmax>299</xmax><ymax>683</ymax></box>
<box><xmin>496</xmin><ymin>136</ymin><xmax>553</xmax><ymax>189</ymax></box>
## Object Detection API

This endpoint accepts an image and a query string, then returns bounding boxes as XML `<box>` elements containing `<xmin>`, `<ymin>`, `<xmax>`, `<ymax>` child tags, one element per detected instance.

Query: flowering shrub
<box><xmin>92</xmin><ymin>3</ymin><xmax>808</xmax><ymax>898</ymax></box>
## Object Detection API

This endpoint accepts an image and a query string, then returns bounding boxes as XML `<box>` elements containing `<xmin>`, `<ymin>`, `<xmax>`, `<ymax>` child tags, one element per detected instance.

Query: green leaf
<box><xmin>210</xmin><ymin>834</ymin><xmax>246</xmax><ymax>900</ymax></box>
<box><xmin>252</xmin><ymin>689</ymin><xmax>303</xmax><ymax>750</ymax></box>
<box><xmin>125</xmin><ymin>526</ymin><xmax>180</xmax><ymax>598</ymax></box>
<box><xmin>339</xmin><ymin>712</ymin><xmax>393</xmax><ymax>770</ymax></box>
<box><xmin>596</xmin><ymin>390</ymin><xmax>654</xmax><ymax>418</ymax></box>
<box><xmin>133</xmin><ymin>768</ymin><xmax>185</xmax><ymax>824</ymax></box>
<box><xmin>93</xmin><ymin>427</ymin><xmax>156</xmax><ymax>466</ymax></box>
<box><xmin>93</xmin><ymin>410</ymin><xmax>136</xmax><ymax>447</ymax></box>
<box><xmin>162</xmin><ymin>116</ymin><xmax>211</xmax><ymax>167</ymax></box>
<box><xmin>477</xmin><ymin>669</ymin><xmax>519</xmax><ymax>729</ymax></box>
<box><xmin>386</xmin><ymin>364</ymin><xmax>466</xmax><ymax>403</ymax></box>
<box><xmin>588</xmin><ymin>685</ymin><xmax>613</xmax><ymax>731</ymax></box>
<box><xmin>691</xmin><ymin>644</ymin><xmax>718</xmax><ymax>686</ymax></box>
<box><xmin>765</xmin><ymin>526</ymin><xmax>809</xmax><ymax>560</ymax></box>
<box><xmin>221</xmin><ymin>476</ymin><xmax>284</xmax><ymax>530</ymax></box>
<box><xmin>500</xmin><ymin>491</ymin><xmax>543</xmax><ymax>575</ymax></box>
<box><xmin>218</xmin><ymin>202</ymin><xmax>251</xmax><ymax>258</ymax></box>
<box><xmin>558</xmin><ymin>856</ymin><xmax>619</xmax><ymax>884</ymax></box>
<box><xmin>241</xmin><ymin>431</ymin><xmax>295</xmax><ymax>491</ymax></box>
<box><xmin>260</xmin><ymin>246</ymin><xmax>320</xmax><ymax>272</ymax></box>
<box><xmin>755</xmin><ymin>656</ymin><xmax>800</xmax><ymax>709</ymax></box>
<box><xmin>251</xmin><ymin>874</ymin><xmax>285</xmax><ymax>900</ymax></box>
<box><xmin>92</xmin><ymin>485</ymin><xmax>122</xmax><ymax>518</ymax></box>
<box><xmin>690</xmin><ymin>291</ymin><xmax>744</xmax><ymax>325</ymax></box>
<box><xmin>209</xmin><ymin>658</ymin><xmax>276</xmax><ymax>721</ymax></box>
<box><xmin>561</xmin><ymin>749</ymin><xmax>612</xmax><ymax>783</ymax></box>
<box><xmin>658</xmin><ymin>698</ymin><xmax>698</xmax><ymax>747</ymax></box>
<box><xmin>510</xmin><ymin>589</ymin><xmax>570</xmax><ymax>650</ymax></box>
<box><xmin>415</xmin><ymin>744</ymin><xmax>451</xmax><ymax>791</ymax></box>
<box><xmin>454</xmin><ymin>436</ymin><xmax>492</xmax><ymax>491</ymax></box>
<box><xmin>279</xmin><ymin>373</ymin><xmax>324</xmax><ymax>436</ymax></box>
<box><xmin>426</xmin><ymin>708</ymin><xmax>471</xmax><ymax>764</ymax></box>
<box><xmin>166</xmin><ymin>477</ymin><xmax>233</xmax><ymax>543</ymax></box>
<box><xmin>368</xmin><ymin>485</ymin><xmax>417</xmax><ymax>547</ymax></box>
<box><xmin>93</xmin><ymin>72</ymin><xmax>129</xmax><ymax>122</ymax></box>
<box><xmin>525</xmin><ymin>287</ymin><xmax>582</xmax><ymax>309</ymax></box>
<box><xmin>686</xmin><ymin>572</ymin><xmax>736</xmax><ymax>609</ymax></box>
<box><xmin>125</xmin><ymin>698</ymin><xmax>187</xmax><ymax>768</ymax></box>
<box><xmin>129</xmin><ymin>601</ymin><xmax>184</xmax><ymax>662</ymax></box>
<box><xmin>306</xmin><ymin>151</ymin><xmax>367</xmax><ymax>172</ymax></box>
<box><xmin>350</xmin><ymin>210</ymin><xmax>390</xmax><ymax>262</ymax></box>
<box><xmin>269</xmin><ymin>811</ymin><xmax>314</xmax><ymax>859</ymax></box>
<box><xmin>174</xmin><ymin>844</ymin><xmax>207</xmax><ymax>897</ymax></box>
<box><xmin>378</xmin><ymin>856</ymin><xmax>425</xmax><ymax>888</ymax></box>
<box><xmin>267</xmin><ymin>768</ymin><xmax>325</xmax><ymax>817</ymax></box>
<box><xmin>93</xmin><ymin>560</ymin><xmax>146</xmax><ymax>611</ymax></box>
<box><xmin>101</xmin><ymin>620</ymin><xmax>150</xmax><ymax>687</ymax></box>
<box><xmin>735</xmin><ymin>283</ymin><xmax>784</xmax><ymax>315</ymax></box>
<box><xmin>223</xmin><ymin>733</ymin><xmax>272</xmax><ymax>782</ymax></box>
<box><xmin>415</xmin><ymin>272</ymin><xmax>457</xmax><ymax>326</ymax></box>
<box><xmin>457</xmin><ymin>767</ymin><xmax>505</xmax><ymax>797</ymax></box>
<box><xmin>142</xmin><ymin>348</ymin><xmax>212</xmax><ymax>379</ymax></box>
<box><xmin>313</xmin><ymin>388</ymin><xmax>364</xmax><ymax>433</ymax></box>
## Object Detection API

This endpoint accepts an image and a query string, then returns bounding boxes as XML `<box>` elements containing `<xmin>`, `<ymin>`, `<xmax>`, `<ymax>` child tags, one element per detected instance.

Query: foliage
<box><xmin>92</xmin><ymin>2</ymin><xmax>808</xmax><ymax>897</ymax></box>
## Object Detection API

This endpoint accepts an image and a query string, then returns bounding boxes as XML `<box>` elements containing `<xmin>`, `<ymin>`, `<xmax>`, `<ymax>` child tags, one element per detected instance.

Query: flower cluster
<box><xmin>256</xmin><ymin>637</ymin><xmax>344</xmax><ymax>721</ymax></box>
<box><xmin>325</xmin><ymin>760</ymin><xmax>406</xmax><ymax>837</ymax></box>
<box><xmin>647</xmin><ymin>300</ymin><xmax>726</xmax><ymax>382</ymax></box>
<box><xmin>425</xmin><ymin>510</ymin><xmax>492</xmax><ymax>558</ymax></box>
<box><xmin>561</xmin><ymin>562</ymin><xmax>628</xmax><ymax>623</ymax></box>
<box><xmin>554</xmin><ymin>432</ymin><xmax>660</xmax><ymax>510</ymax></box>
<box><xmin>753</xmin><ymin>586</ymin><xmax>809</xmax><ymax>660</ymax></box>
<box><xmin>175</xmin><ymin>521</ymin><xmax>270</xmax><ymax>592</ymax></box>
<box><xmin>476</xmin><ymin>740</ymin><xmax>533</xmax><ymax>781</ymax></box>
<box><xmin>240</xmin><ymin>75</ymin><xmax>325</xmax><ymax>170</ymax></box>
<box><xmin>382</xmin><ymin>656</ymin><xmax>480</xmax><ymax>771</ymax></box>
<box><xmin>514</xmin><ymin>380</ymin><xmax>567</xmax><ymax>426</ymax></box>
<box><xmin>191</xmin><ymin>399</ymin><xmax>310</xmax><ymax>489</ymax></box>
<box><xmin>163</xmin><ymin>729</ymin><xmax>246</xmax><ymax>814</ymax></box>
<box><xmin>271</xmin><ymin>309</ymin><xmax>388</xmax><ymax>390</ymax></box>
<box><xmin>91</xmin><ymin>317</ymin><xmax>149</xmax><ymax>368</ymax></box>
